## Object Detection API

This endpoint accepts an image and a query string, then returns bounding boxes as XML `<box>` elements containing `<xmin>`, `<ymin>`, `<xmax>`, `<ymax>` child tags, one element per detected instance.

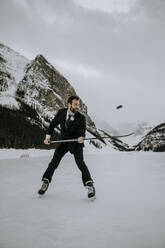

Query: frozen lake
<box><xmin>0</xmin><ymin>151</ymin><xmax>165</xmax><ymax>248</ymax></box>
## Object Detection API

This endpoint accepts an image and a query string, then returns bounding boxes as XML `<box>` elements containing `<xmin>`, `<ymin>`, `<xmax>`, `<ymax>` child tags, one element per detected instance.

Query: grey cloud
<box><xmin>0</xmin><ymin>0</ymin><xmax>165</xmax><ymax>124</ymax></box>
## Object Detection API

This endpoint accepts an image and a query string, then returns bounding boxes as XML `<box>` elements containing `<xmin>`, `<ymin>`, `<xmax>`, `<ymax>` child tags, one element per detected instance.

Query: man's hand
<box><xmin>44</xmin><ymin>138</ymin><xmax>51</xmax><ymax>145</ymax></box>
<box><xmin>77</xmin><ymin>137</ymin><xmax>85</xmax><ymax>143</ymax></box>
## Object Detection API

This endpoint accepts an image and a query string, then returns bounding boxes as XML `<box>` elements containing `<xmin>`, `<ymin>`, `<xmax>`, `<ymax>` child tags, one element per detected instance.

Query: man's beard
<box><xmin>70</xmin><ymin>106</ymin><xmax>78</xmax><ymax>113</ymax></box>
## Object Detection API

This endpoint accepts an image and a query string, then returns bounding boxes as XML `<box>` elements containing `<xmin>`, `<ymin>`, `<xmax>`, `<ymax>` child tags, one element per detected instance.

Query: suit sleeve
<box><xmin>46</xmin><ymin>110</ymin><xmax>61</xmax><ymax>138</ymax></box>
<box><xmin>78</xmin><ymin>116</ymin><xmax>86</xmax><ymax>137</ymax></box>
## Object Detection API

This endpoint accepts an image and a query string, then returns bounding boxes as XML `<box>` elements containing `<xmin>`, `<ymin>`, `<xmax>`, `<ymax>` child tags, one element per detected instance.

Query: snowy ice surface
<box><xmin>0</xmin><ymin>147</ymin><xmax>165</xmax><ymax>248</ymax></box>
<box><xmin>0</xmin><ymin>142</ymin><xmax>114</xmax><ymax>160</ymax></box>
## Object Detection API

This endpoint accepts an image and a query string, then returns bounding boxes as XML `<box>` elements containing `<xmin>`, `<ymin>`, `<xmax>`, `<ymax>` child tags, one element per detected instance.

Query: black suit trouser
<box><xmin>42</xmin><ymin>143</ymin><xmax>93</xmax><ymax>186</ymax></box>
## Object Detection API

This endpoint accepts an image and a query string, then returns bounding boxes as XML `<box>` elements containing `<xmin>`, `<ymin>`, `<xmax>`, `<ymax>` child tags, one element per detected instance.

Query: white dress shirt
<box><xmin>66</xmin><ymin>110</ymin><xmax>75</xmax><ymax>120</ymax></box>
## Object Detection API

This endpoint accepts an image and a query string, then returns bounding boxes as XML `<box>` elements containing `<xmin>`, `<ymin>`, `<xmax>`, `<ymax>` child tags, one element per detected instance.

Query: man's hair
<box><xmin>67</xmin><ymin>96</ymin><xmax>80</xmax><ymax>104</ymax></box>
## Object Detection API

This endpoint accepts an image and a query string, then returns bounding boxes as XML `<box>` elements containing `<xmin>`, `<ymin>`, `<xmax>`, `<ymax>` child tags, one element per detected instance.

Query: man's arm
<box><xmin>77</xmin><ymin>115</ymin><xmax>86</xmax><ymax>143</ymax></box>
<box><xmin>44</xmin><ymin>110</ymin><xmax>61</xmax><ymax>143</ymax></box>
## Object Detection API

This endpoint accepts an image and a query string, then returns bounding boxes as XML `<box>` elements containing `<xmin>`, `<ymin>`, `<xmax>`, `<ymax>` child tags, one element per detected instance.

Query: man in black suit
<box><xmin>38</xmin><ymin>96</ymin><xmax>96</xmax><ymax>200</ymax></box>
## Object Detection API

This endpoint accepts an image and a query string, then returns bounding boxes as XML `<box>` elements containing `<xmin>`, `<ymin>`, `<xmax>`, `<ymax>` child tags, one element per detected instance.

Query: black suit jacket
<box><xmin>47</xmin><ymin>108</ymin><xmax>86</xmax><ymax>153</ymax></box>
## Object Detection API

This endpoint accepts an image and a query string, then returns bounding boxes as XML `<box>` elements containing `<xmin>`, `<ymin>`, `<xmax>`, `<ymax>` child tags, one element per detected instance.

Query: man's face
<box><xmin>68</xmin><ymin>99</ymin><xmax>80</xmax><ymax>113</ymax></box>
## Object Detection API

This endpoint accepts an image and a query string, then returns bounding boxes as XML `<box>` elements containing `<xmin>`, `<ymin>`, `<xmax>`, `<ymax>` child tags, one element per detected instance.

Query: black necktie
<box><xmin>65</xmin><ymin>114</ymin><xmax>72</xmax><ymax>130</ymax></box>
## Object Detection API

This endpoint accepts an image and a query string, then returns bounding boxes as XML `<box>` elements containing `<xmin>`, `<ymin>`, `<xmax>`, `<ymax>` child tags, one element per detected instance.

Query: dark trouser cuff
<box><xmin>85</xmin><ymin>180</ymin><xmax>94</xmax><ymax>186</ymax></box>
<box><xmin>42</xmin><ymin>178</ymin><xmax>50</xmax><ymax>183</ymax></box>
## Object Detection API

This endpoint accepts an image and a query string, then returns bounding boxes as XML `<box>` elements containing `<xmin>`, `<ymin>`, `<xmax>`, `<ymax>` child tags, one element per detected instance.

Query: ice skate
<box><xmin>38</xmin><ymin>178</ymin><xmax>49</xmax><ymax>196</ymax></box>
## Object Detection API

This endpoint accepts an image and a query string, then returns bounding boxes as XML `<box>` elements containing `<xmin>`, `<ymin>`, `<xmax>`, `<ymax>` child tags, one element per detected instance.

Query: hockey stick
<box><xmin>50</xmin><ymin>132</ymin><xmax>134</xmax><ymax>144</ymax></box>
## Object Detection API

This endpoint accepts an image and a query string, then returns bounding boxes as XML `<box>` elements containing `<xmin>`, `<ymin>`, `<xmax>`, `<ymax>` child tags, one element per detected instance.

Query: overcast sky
<box><xmin>0</xmin><ymin>0</ymin><xmax>165</xmax><ymax>128</ymax></box>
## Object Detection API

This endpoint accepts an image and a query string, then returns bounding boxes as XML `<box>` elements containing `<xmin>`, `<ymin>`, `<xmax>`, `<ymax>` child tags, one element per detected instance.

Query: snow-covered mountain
<box><xmin>15</xmin><ymin>54</ymin><xmax>102</xmax><ymax>139</ymax></box>
<box><xmin>113</xmin><ymin>121</ymin><xmax>154</xmax><ymax>147</ymax></box>
<box><xmin>0</xmin><ymin>43</ymin><xmax>29</xmax><ymax>110</ymax></box>
<box><xmin>134</xmin><ymin>123</ymin><xmax>165</xmax><ymax>152</ymax></box>
<box><xmin>93</xmin><ymin>116</ymin><xmax>165</xmax><ymax>152</ymax></box>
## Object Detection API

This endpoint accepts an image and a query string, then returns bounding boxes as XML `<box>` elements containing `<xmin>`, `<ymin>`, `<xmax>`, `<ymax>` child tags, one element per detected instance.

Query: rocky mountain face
<box><xmin>15</xmin><ymin>54</ymin><xmax>102</xmax><ymax>139</ymax></box>
<box><xmin>0</xmin><ymin>43</ymin><xmax>29</xmax><ymax>110</ymax></box>
<box><xmin>134</xmin><ymin>123</ymin><xmax>165</xmax><ymax>152</ymax></box>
